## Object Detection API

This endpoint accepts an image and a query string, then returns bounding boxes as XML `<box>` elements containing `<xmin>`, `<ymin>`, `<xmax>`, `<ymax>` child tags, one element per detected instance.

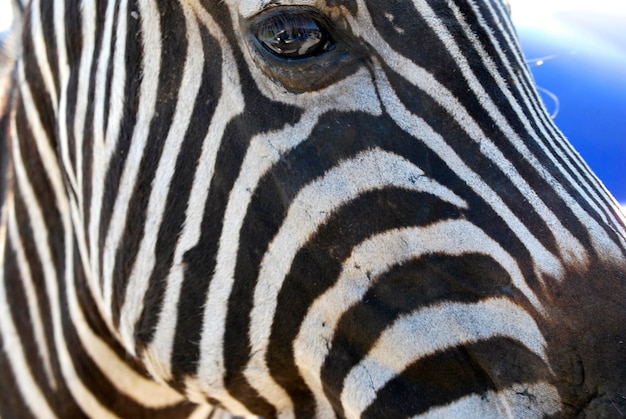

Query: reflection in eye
<box><xmin>255</xmin><ymin>12</ymin><xmax>334</xmax><ymax>59</ymax></box>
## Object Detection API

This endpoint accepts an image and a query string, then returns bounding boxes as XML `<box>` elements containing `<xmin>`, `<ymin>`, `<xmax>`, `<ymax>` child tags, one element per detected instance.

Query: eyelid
<box><xmin>237</xmin><ymin>0</ymin><xmax>320</xmax><ymax>20</ymax></box>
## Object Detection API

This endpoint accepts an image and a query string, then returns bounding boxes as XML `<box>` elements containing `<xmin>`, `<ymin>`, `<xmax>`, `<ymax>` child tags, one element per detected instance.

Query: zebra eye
<box><xmin>254</xmin><ymin>12</ymin><xmax>334</xmax><ymax>59</ymax></box>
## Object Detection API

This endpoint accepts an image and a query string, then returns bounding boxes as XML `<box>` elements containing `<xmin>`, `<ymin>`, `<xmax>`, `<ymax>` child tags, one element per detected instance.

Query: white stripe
<box><xmin>294</xmin><ymin>220</ymin><xmax>544</xmax><ymax>417</ymax></box>
<box><xmin>186</xmin><ymin>403</ymin><xmax>257</xmax><ymax>419</ymax></box>
<box><xmin>0</xmin><ymin>195</ymin><xmax>57</xmax><ymax>419</ymax></box>
<box><xmin>89</xmin><ymin>0</ymin><xmax>123</xmax><ymax>320</ymax></box>
<box><xmin>65</xmin><ymin>201</ymin><xmax>186</xmax><ymax>411</ymax></box>
<box><xmin>446</xmin><ymin>3</ymin><xmax>626</xmax><ymax>253</ymax></box>
<box><xmin>340</xmin><ymin>298</ymin><xmax>548</xmax><ymax>418</ymax></box>
<box><xmin>442</xmin><ymin>0</ymin><xmax>598</xmax><ymax>242</ymax></box>
<box><xmin>100</xmin><ymin>0</ymin><xmax>162</xmax><ymax>332</ymax></box>
<box><xmin>91</xmin><ymin>0</ymin><xmax>117</xmax><ymax>158</ymax></box>
<box><xmin>68</xmin><ymin>3</ymin><xmax>101</xmax><ymax>325</ymax></box>
<box><xmin>141</xmin><ymin>0</ymin><xmax>245</xmax><ymax>391</ymax></box>
<box><xmin>414</xmin><ymin>382</ymin><xmax>561</xmax><ymax>418</ymax></box>
<box><xmin>371</xmin><ymin>65</ymin><xmax>565</xmax><ymax>283</ymax></box>
<box><xmin>67</xmin><ymin>280</ymin><xmax>186</xmax><ymax>410</ymax></box>
<box><xmin>196</xmin><ymin>108</ymin><xmax>324</xmax><ymax>416</ymax></box>
<box><xmin>484</xmin><ymin>0</ymin><xmax>620</xmax><ymax>224</ymax></box>
<box><xmin>194</xmin><ymin>67</ymin><xmax>380</xmax><ymax>413</ymax></box>
<box><xmin>7</xmin><ymin>200</ymin><xmax>57</xmax><ymax>388</ymax></box>
<box><xmin>72</xmin><ymin>0</ymin><xmax>96</xmax><ymax>217</ymax></box>
<box><xmin>20</xmin><ymin>67</ymin><xmax>182</xmax><ymax>415</ymax></box>
<box><xmin>355</xmin><ymin>1</ymin><xmax>593</xmax><ymax>273</ymax></box>
<box><xmin>145</xmin><ymin>1</ymin><xmax>253</xmax><ymax>414</ymax></box>
<box><xmin>186</xmin><ymin>404</ymin><xmax>218</xmax><ymax>419</ymax></box>
<box><xmin>118</xmin><ymin>1</ymin><xmax>204</xmax><ymax>357</ymax></box>
<box><xmin>12</xmin><ymin>98</ymin><xmax>117</xmax><ymax>418</ymax></box>
<box><xmin>20</xmin><ymin>53</ymin><xmax>181</xmax><ymax>411</ymax></box>
<box><xmin>246</xmin><ymin>150</ymin><xmax>467</xmax><ymax>415</ymax></box>
<box><xmin>65</xmin><ymin>193</ymin><xmax>183</xmax><ymax>409</ymax></box>
<box><xmin>54</xmin><ymin>0</ymin><xmax>80</xmax><ymax>201</ymax></box>
<box><xmin>105</xmin><ymin>0</ymin><xmax>130</xmax><ymax>151</ymax></box>
<box><xmin>446</xmin><ymin>0</ymin><xmax>626</xmax><ymax>252</ymax></box>
<box><xmin>29</xmin><ymin>0</ymin><xmax>59</xmax><ymax>114</ymax></box>
<box><xmin>483</xmin><ymin>0</ymin><xmax>564</xmax><ymax>134</ymax></box>
<box><xmin>69</xmin><ymin>0</ymin><xmax>117</xmax><ymax>341</ymax></box>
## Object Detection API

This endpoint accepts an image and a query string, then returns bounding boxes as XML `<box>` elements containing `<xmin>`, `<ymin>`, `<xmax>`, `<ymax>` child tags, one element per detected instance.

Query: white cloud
<box><xmin>0</xmin><ymin>0</ymin><xmax>12</xmax><ymax>33</ymax></box>
<box><xmin>508</xmin><ymin>0</ymin><xmax>626</xmax><ymax>28</ymax></box>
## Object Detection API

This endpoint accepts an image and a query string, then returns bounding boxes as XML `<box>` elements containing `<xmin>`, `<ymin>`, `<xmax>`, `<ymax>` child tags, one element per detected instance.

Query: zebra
<box><xmin>1</xmin><ymin>0</ymin><xmax>625</xmax><ymax>417</ymax></box>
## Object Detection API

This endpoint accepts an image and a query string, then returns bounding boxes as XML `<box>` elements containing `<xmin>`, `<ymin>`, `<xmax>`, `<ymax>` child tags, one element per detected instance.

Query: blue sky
<box><xmin>510</xmin><ymin>0</ymin><xmax>626</xmax><ymax>208</ymax></box>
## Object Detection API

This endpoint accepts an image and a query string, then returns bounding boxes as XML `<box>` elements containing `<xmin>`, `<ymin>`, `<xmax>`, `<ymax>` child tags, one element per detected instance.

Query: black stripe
<box><xmin>80</xmin><ymin>0</ymin><xmax>109</xmax><ymax>239</ymax></box>
<box><xmin>362</xmin><ymin>337</ymin><xmax>551</xmax><ymax>418</ymax></box>
<box><xmin>381</xmin><ymin>53</ymin><xmax>599</xmax><ymax>267</ymax></box>
<box><xmin>369</xmin><ymin>0</ymin><xmax>612</xmax><ymax>257</ymax></box>
<box><xmin>20</xmin><ymin>11</ymin><xmax>57</xmax><ymax>150</ymax></box>
<box><xmin>12</xmin><ymin>185</ymin><xmax>57</xmax><ymax>376</ymax></box>
<box><xmin>15</xmin><ymin>100</ymin><xmax>68</xmax><ymax>287</ymax></box>
<box><xmin>11</xmin><ymin>187</ymin><xmax>84</xmax><ymax>417</ymax></box>
<box><xmin>61</xmin><ymin>0</ymin><xmax>82</xmax><ymax>195</ymax></box>
<box><xmin>94</xmin><ymin>0</ymin><xmax>142</xmax><ymax>285</ymax></box>
<box><xmin>134</xmin><ymin>20</ymin><xmax>223</xmax><ymax>348</ymax></box>
<box><xmin>380</xmin><ymin>60</ymin><xmax>572</xmax><ymax>284</ymax></box>
<box><xmin>321</xmin><ymin>253</ymin><xmax>535</xmax><ymax>415</ymax></box>
<box><xmin>265</xmin><ymin>189</ymin><xmax>462</xmax><ymax>418</ymax></box>
<box><xmin>3</xmin><ymin>237</ymin><xmax>60</xmax><ymax>410</ymax></box>
<box><xmin>169</xmin><ymin>0</ymin><xmax>302</xmax><ymax>387</ymax></box>
<box><xmin>222</xmin><ymin>109</ymin><xmax>390</xmax><ymax>415</ymax></box>
<box><xmin>40</xmin><ymin>0</ymin><xmax>60</xmax><ymax>100</ymax></box>
<box><xmin>110</xmin><ymin>0</ymin><xmax>188</xmax><ymax>328</ymax></box>
<box><xmin>449</xmin><ymin>0</ymin><xmax>556</xmax><ymax>142</ymax></box>
<box><xmin>56</xmin><ymin>234</ymin><xmax>200</xmax><ymax>417</ymax></box>
<box><xmin>225</xmin><ymin>105</ymin><xmax>534</xmax><ymax>415</ymax></box>
<box><xmin>222</xmin><ymin>108</ymin><xmax>430</xmax><ymax>414</ymax></box>
<box><xmin>473</xmin><ymin>0</ymin><xmax>567</xmax><ymax>145</ymax></box>
<box><xmin>170</xmin><ymin>89</ymin><xmax>301</xmax><ymax>386</ymax></box>
<box><xmin>94</xmin><ymin>0</ymin><xmax>144</xmax><ymax>287</ymax></box>
<box><xmin>0</xmin><ymin>334</ymin><xmax>38</xmax><ymax>419</ymax></box>
<box><xmin>102</xmin><ymin>0</ymin><xmax>121</xmax><ymax>138</ymax></box>
<box><xmin>72</xmin><ymin>237</ymin><xmax>151</xmax><ymax>380</ymax></box>
<box><xmin>14</xmin><ymin>0</ymin><xmax>25</xmax><ymax>13</ymax></box>
<box><xmin>457</xmin><ymin>0</ymin><xmax>626</xmax><ymax>242</ymax></box>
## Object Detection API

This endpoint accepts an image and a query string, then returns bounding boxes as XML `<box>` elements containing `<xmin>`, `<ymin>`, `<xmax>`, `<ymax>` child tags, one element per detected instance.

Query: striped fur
<box><xmin>1</xmin><ymin>0</ymin><xmax>625</xmax><ymax>417</ymax></box>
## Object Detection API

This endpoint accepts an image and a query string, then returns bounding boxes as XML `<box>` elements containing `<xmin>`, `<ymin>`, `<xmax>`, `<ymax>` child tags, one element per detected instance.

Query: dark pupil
<box><xmin>256</xmin><ymin>14</ymin><xmax>331</xmax><ymax>59</ymax></box>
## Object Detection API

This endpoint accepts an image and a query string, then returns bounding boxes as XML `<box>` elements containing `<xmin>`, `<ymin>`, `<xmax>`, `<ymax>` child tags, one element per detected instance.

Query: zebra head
<box><xmin>2</xmin><ymin>0</ymin><xmax>626</xmax><ymax>418</ymax></box>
